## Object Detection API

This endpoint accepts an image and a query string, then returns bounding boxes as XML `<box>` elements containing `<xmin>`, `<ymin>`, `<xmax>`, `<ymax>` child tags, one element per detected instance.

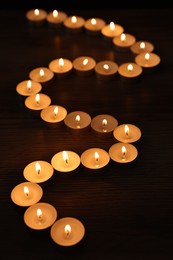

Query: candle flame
<box><xmin>140</xmin><ymin>42</ymin><xmax>145</xmax><ymax>49</ymax></box>
<box><xmin>127</xmin><ymin>64</ymin><xmax>133</xmax><ymax>72</ymax></box>
<box><xmin>54</xmin><ymin>106</ymin><xmax>58</xmax><ymax>118</ymax></box>
<box><xmin>35</xmin><ymin>93</ymin><xmax>40</xmax><ymax>104</ymax></box>
<box><xmin>103</xmin><ymin>64</ymin><xmax>109</xmax><ymax>70</ymax></box>
<box><xmin>24</xmin><ymin>186</ymin><xmax>29</xmax><ymax>197</ymax></box>
<box><xmin>71</xmin><ymin>16</ymin><xmax>77</xmax><ymax>23</ymax></box>
<box><xmin>124</xmin><ymin>124</ymin><xmax>129</xmax><ymax>137</ymax></box>
<box><xmin>121</xmin><ymin>145</ymin><xmax>126</xmax><ymax>159</ymax></box>
<box><xmin>102</xmin><ymin>119</ymin><xmax>107</xmax><ymax>132</ymax></box>
<box><xmin>62</xmin><ymin>151</ymin><xmax>69</xmax><ymax>164</ymax></box>
<box><xmin>27</xmin><ymin>80</ymin><xmax>32</xmax><ymax>91</ymax></box>
<box><xmin>75</xmin><ymin>115</ymin><xmax>81</xmax><ymax>128</ymax></box>
<box><xmin>94</xmin><ymin>151</ymin><xmax>99</xmax><ymax>162</ymax></box>
<box><xmin>145</xmin><ymin>53</ymin><xmax>150</xmax><ymax>61</ymax></box>
<box><xmin>59</xmin><ymin>58</ymin><xmax>64</xmax><ymax>68</ymax></box>
<box><xmin>53</xmin><ymin>10</ymin><xmax>58</xmax><ymax>18</ymax></box>
<box><xmin>37</xmin><ymin>208</ymin><xmax>43</xmax><ymax>220</ymax></box>
<box><xmin>110</xmin><ymin>21</ymin><xmax>115</xmax><ymax>31</ymax></box>
<box><xmin>64</xmin><ymin>224</ymin><xmax>71</xmax><ymax>237</ymax></box>
<box><xmin>83</xmin><ymin>58</ymin><xmax>88</xmax><ymax>66</ymax></box>
<box><xmin>36</xmin><ymin>162</ymin><xmax>41</xmax><ymax>174</ymax></box>
<box><xmin>91</xmin><ymin>18</ymin><xmax>96</xmax><ymax>25</ymax></box>
<box><xmin>40</xmin><ymin>69</ymin><xmax>44</xmax><ymax>77</ymax></box>
<box><xmin>34</xmin><ymin>9</ymin><xmax>39</xmax><ymax>16</ymax></box>
<box><xmin>120</xmin><ymin>33</ymin><xmax>126</xmax><ymax>42</ymax></box>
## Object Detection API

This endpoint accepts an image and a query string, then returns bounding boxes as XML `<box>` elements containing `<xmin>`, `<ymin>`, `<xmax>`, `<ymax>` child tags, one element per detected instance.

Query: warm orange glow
<box><xmin>83</xmin><ymin>58</ymin><xmax>88</xmax><ymax>66</ymax></box>
<box><xmin>27</xmin><ymin>80</ymin><xmax>32</xmax><ymax>90</ymax></box>
<box><xmin>53</xmin><ymin>10</ymin><xmax>58</xmax><ymax>18</ymax></box>
<box><xmin>40</xmin><ymin>69</ymin><xmax>44</xmax><ymax>77</ymax></box>
<box><xmin>64</xmin><ymin>224</ymin><xmax>71</xmax><ymax>237</ymax></box>
<box><xmin>34</xmin><ymin>9</ymin><xmax>39</xmax><ymax>16</ymax></box>
<box><xmin>94</xmin><ymin>151</ymin><xmax>99</xmax><ymax>162</ymax></box>
<box><xmin>54</xmin><ymin>106</ymin><xmax>58</xmax><ymax>118</ymax></box>
<box><xmin>124</xmin><ymin>124</ymin><xmax>129</xmax><ymax>136</ymax></box>
<box><xmin>35</xmin><ymin>162</ymin><xmax>41</xmax><ymax>174</ymax></box>
<box><xmin>62</xmin><ymin>151</ymin><xmax>69</xmax><ymax>164</ymax></box>
<box><xmin>35</xmin><ymin>93</ymin><xmax>40</xmax><ymax>104</ymax></box>
<box><xmin>91</xmin><ymin>18</ymin><xmax>96</xmax><ymax>25</ymax></box>
<box><xmin>71</xmin><ymin>16</ymin><xmax>77</xmax><ymax>23</ymax></box>
<box><xmin>103</xmin><ymin>64</ymin><xmax>109</xmax><ymax>70</ymax></box>
<box><xmin>127</xmin><ymin>64</ymin><xmax>133</xmax><ymax>72</ymax></box>
<box><xmin>110</xmin><ymin>21</ymin><xmax>115</xmax><ymax>31</ymax></box>
<box><xmin>24</xmin><ymin>186</ymin><xmax>29</xmax><ymax>197</ymax></box>
<box><xmin>37</xmin><ymin>208</ymin><xmax>43</xmax><ymax>220</ymax></box>
<box><xmin>145</xmin><ymin>53</ymin><xmax>150</xmax><ymax>61</ymax></box>
<box><xmin>140</xmin><ymin>42</ymin><xmax>145</xmax><ymax>49</ymax></box>
<box><xmin>120</xmin><ymin>33</ymin><xmax>126</xmax><ymax>41</ymax></box>
<box><xmin>59</xmin><ymin>58</ymin><xmax>64</xmax><ymax>68</ymax></box>
<box><xmin>121</xmin><ymin>145</ymin><xmax>126</xmax><ymax>159</ymax></box>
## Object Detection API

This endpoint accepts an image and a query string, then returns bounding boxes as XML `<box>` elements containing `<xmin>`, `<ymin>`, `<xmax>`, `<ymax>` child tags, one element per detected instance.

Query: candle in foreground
<box><xmin>118</xmin><ymin>62</ymin><xmax>142</xmax><ymax>81</ymax></box>
<box><xmin>16</xmin><ymin>80</ymin><xmax>42</xmax><ymax>97</ymax></box>
<box><xmin>26</xmin><ymin>9</ymin><xmax>47</xmax><ymax>26</ymax></box>
<box><xmin>72</xmin><ymin>56</ymin><xmax>96</xmax><ymax>76</ymax></box>
<box><xmin>24</xmin><ymin>202</ymin><xmax>57</xmax><ymax>230</ymax></box>
<box><xmin>101</xmin><ymin>21</ymin><xmax>124</xmax><ymax>39</ymax></box>
<box><xmin>25</xmin><ymin>93</ymin><xmax>51</xmax><ymax>111</ymax></box>
<box><xmin>11</xmin><ymin>181</ymin><xmax>43</xmax><ymax>207</ymax></box>
<box><xmin>63</xmin><ymin>15</ymin><xmax>85</xmax><ymax>32</ymax></box>
<box><xmin>51</xmin><ymin>150</ymin><xmax>81</xmax><ymax>173</ymax></box>
<box><xmin>80</xmin><ymin>148</ymin><xmax>110</xmax><ymax>169</ymax></box>
<box><xmin>109</xmin><ymin>142</ymin><xmax>138</xmax><ymax>163</ymax></box>
<box><xmin>40</xmin><ymin>105</ymin><xmax>67</xmax><ymax>127</ymax></box>
<box><xmin>29</xmin><ymin>67</ymin><xmax>54</xmax><ymax>85</ymax></box>
<box><xmin>50</xmin><ymin>217</ymin><xmax>85</xmax><ymax>246</ymax></box>
<box><xmin>46</xmin><ymin>10</ymin><xmax>67</xmax><ymax>28</ymax></box>
<box><xmin>135</xmin><ymin>52</ymin><xmax>161</xmax><ymax>69</ymax></box>
<box><xmin>95</xmin><ymin>60</ymin><xmax>119</xmax><ymax>80</ymax></box>
<box><xmin>23</xmin><ymin>160</ymin><xmax>54</xmax><ymax>183</ymax></box>
<box><xmin>130</xmin><ymin>40</ymin><xmax>154</xmax><ymax>55</ymax></box>
<box><xmin>84</xmin><ymin>17</ymin><xmax>106</xmax><ymax>35</ymax></box>
<box><xmin>91</xmin><ymin>114</ymin><xmax>118</xmax><ymax>136</ymax></box>
<box><xmin>49</xmin><ymin>58</ymin><xmax>73</xmax><ymax>78</ymax></box>
<box><xmin>113</xmin><ymin>124</ymin><xmax>142</xmax><ymax>143</ymax></box>
<box><xmin>64</xmin><ymin>111</ymin><xmax>91</xmax><ymax>133</ymax></box>
<box><xmin>112</xmin><ymin>33</ymin><xmax>136</xmax><ymax>52</ymax></box>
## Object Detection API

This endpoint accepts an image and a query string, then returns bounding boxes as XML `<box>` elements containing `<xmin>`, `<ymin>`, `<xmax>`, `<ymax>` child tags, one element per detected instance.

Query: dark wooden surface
<box><xmin>0</xmin><ymin>7</ymin><xmax>173</xmax><ymax>260</ymax></box>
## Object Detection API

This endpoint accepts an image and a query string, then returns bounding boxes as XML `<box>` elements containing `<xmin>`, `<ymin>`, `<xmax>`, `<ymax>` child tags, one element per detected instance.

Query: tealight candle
<box><xmin>11</xmin><ymin>181</ymin><xmax>43</xmax><ymax>207</ymax></box>
<box><xmin>16</xmin><ymin>80</ymin><xmax>42</xmax><ymax>98</ymax></box>
<box><xmin>29</xmin><ymin>67</ymin><xmax>54</xmax><ymax>86</ymax></box>
<box><xmin>25</xmin><ymin>93</ymin><xmax>51</xmax><ymax>112</ymax></box>
<box><xmin>84</xmin><ymin>18</ymin><xmax>106</xmax><ymax>35</ymax></box>
<box><xmin>118</xmin><ymin>62</ymin><xmax>143</xmax><ymax>81</ymax></box>
<box><xmin>24</xmin><ymin>202</ymin><xmax>57</xmax><ymax>230</ymax></box>
<box><xmin>109</xmin><ymin>142</ymin><xmax>138</xmax><ymax>163</ymax></box>
<box><xmin>48</xmin><ymin>58</ymin><xmax>73</xmax><ymax>78</ymax></box>
<box><xmin>113</xmin><ymin>33</ymin><xmax>136</xmax><ymax>52</ymax></box>
<box><xmin>63</xmin><ymin>15</ymin><xmax>85</xmax><ymax>33</ymax></box>
<box><xmin>91</xmin><ymin>114</ymin><xmax>118</xmax><ymax>137</ymax></box>
<box><xmin>80</xmin><ymin>148</ymin><xmax>110</xmax><ymax>170</ymax></box>
<box><xmin>40</xmin><ymin>105</ymin><xmax>67</xmax><ymax>127</ymax></box>
<box><xmin>50</xmin><ymin>217</ymin><xmax>85</xmax><ymax>246</ymax></box>
<box><xmin>130</xmin><ymin>40</ymin><xmax>154</xmax><ymax>55</ymax></box>
<box><xmin>135</xmin><ymin>52</ymin><xmax>161</xmax><ymax>69</ymax></box>
<box><xmin>101</xmin><ymin>21</ymin><xmax>124</xmax><ymax>39</ymax></box>
<box><xmin>64</xmin><ymin>111</ymin><xmax>91</xmax><ymax>133</ymax></box>
<box><xmin>26</xmin><ymin>9</ymin><xmax>47</xmax><ymax>26</ymax></box>
<box><xmin>51</xmin><ymin>150</ymin><xmax>81</xmax><ymax>173</ymax></box>
<box><xmin>72</xmin><ymin>56</ymin><xmax>96</xmax><ymax>76</ymax></box>
<box><xmin>94</xmin><ymin>60</ymin><xmax>119</xmax><ymax>80</ymax></box>
<box><xmin>113</xmin><ymin>124</ymin><xmax>142</xmax><ymax>143</ymax></box>
<box><xmin>23</xmin><ymin>160</ymin><xmax>54</xmax><ymax>183</ymax></box>
<box><xmin>46</xmin><ymin>10</ymin><xmax>67</xmax><ymax>28</ymax></box>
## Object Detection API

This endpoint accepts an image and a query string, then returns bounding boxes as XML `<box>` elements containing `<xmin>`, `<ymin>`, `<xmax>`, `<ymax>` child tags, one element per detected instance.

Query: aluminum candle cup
<box><xmin>72</xmin><ymin>56</ymin><xmax>96</xmax><ymax>76</ymax></box>
<box><xmin>40</xmin><ymin>105</ymin><xmax>67</xmax><ymax>128</ymax></box>
<box><xmin>113</xmin><ymin>124</ymin><xmax>142</xmax><ymax>143</ymax></box>
<box><xmin>109</xmin><ymin>142</ymin><xmax>138</xmax><ymax>163</ymax></box>
<box><xmin>84</xmin><ymin>17</ymin><xmax>106</xmax><ymax>35</ymax></box>
<box><xmin>91</xmin><ymin>114</ymin><xmax>118</xmax><ymax>137</ymax></box>
<box><xmin>95</xmin><ymin>60</ymin><xmax>119</xmax><ymax>80</ymax></box>
<box><xmin>64</xmin><ymin>111</ymin><xmax>91</xmax><ymax>133</ymax></box>
<box><xmin>26</xmin><ymin>9</ymin><xmax>47</xmax><ymax>26</ymax></box>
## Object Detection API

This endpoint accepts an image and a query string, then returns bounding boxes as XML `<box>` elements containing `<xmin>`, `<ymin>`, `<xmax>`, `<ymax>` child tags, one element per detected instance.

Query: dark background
<box><xmin>0</xmin><ymin>3</ymin><xmax>173</xmax><ymax>260</ymax></box>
